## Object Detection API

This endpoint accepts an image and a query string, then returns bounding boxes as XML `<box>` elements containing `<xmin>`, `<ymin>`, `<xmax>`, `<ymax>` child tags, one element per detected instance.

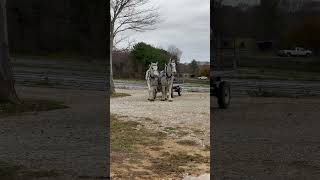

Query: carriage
<box><xmin>154</xmin><ymin>78</ymin><xmax>182</xmax><ymax>99</ymax></box>
<box><xmin>171</xmin><ymin>78</ymin><xmax>182</xmax><ymax>98</ymax></box>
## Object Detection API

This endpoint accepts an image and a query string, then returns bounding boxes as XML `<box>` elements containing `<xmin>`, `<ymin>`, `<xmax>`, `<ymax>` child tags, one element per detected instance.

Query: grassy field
<box><xmin>215</xmin><ymin>55</ymin><xmax>320</xmax><ymax>81</ymax></box>
<box><xmin>0</xmin><ymin>99</ymin><xmax>68</xmax><ymax>117</ymax></box>
<box><xmin>114</xmin><ymin>78</ymin><xmax>210</xmax><ymax>87</ymax></box>
<box><xmin>240</xmin><ymin>56</ymin><xmax>320</xmax><ymax>72</ymax></box>
<box><xmin>11</xmin><ymin>54</ymin><xmax>106</xmax><ymax>73</ymax></box>
<box><xmin>111</xmin><ymin>93</ymin><xmax>131</xmax><ymax>98</ymax></box>
<box><xmin>12</xmin><ymin>62</ymin><xmax>106</xmax><ymax>73</ymax></box>
<box><xmin>222</xmin><ymin>68</ymin><xmax>320</xmax><ymax>81</ymax></box>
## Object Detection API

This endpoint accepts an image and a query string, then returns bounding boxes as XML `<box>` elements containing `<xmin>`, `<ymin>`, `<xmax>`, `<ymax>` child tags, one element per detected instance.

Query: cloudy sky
<box><xmin>117</xmin><ymin>0</ymin><xmax>210</xmax><ymax>63</ymax></box>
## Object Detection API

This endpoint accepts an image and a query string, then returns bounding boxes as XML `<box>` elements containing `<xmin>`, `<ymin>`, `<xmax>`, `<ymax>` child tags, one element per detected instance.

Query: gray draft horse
<box><xmin>145</xmin><ymin>62</ymin><xmax>159</xmax><ymax>101</ymax></box>
<box><xmin>160</xmin><ymin>58</ymin><xmax>177</xmax><ymax>101</ymax></box>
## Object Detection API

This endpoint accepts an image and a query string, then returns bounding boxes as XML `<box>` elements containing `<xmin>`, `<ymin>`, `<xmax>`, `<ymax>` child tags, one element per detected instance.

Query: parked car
<box><xmin>198</xmin><ymin>76</ymin><xmax>208</xmax><ymax>80</ymax></box>
<box><xmin>278</xmin><ymin>47</ymin><xmax>312</xmax><ymax>57</ymax></box>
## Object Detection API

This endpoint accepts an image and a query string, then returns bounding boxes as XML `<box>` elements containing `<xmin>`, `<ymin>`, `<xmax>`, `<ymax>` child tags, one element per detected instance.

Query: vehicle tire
<box><xmin>178</xmin><ymin>88</ymin><xmax>182</xmax><ymax>96</ymax></box>
<box><xmin>218</xmin><ymin>81</ymin><xmax>231</xmax><ymax>109</ymax></box>
<box><xmin>286</xmin><ymin>53</ymin><xmax>291</xmax><ymax>57</ymax></box>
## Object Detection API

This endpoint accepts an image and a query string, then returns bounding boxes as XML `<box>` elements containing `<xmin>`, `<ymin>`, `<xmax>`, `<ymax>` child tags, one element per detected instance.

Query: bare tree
<box><xmin>0</xmin><ymin>0</ymin><xmax>19</xmax><ymax>103</ymax></box>
<box><xmin>167</xmin><ymin>45</ymin><xmax>182</xmax><ymax>63</ymax></box>
<box><xmin>110</xmin><ymin>0</ymin><xmax>161</xmax><ymax>93</ymax></box>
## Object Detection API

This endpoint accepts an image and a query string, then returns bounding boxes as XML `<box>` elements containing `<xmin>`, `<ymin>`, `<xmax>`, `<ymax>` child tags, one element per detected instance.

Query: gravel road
<box><xmin>0</xmin><ymin>86</ymin><xmax>108</xmax><ymax>179</ymax></box>
<box><xmin>111</xmin><ymin>89</ymin><xmax>210</xmax><ymax>145</ymax></box>
<box><xmin>212</xmin><ymin>96</ymin><xmax>320</xmax><ymax>179</ymax></box>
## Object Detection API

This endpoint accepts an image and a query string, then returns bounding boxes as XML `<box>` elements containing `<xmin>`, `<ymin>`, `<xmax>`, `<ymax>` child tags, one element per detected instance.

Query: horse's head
<box><xmin>169</xmin><ymin>59</ymin><xmax>177</xmax><ymax>75</ymax></box>
<box><xmin>149</xmin><ymin>62</ymin><xmax>159</xmax><ymax>77</ymax></box>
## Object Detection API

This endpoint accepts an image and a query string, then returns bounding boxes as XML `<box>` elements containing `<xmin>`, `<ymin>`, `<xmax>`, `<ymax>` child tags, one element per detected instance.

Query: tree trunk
<box><xmin>0</xmin><ymin>0</ymin><xmax>19</xmax><ymax>103</ymax></box>
<box><xmin>110</xmin><ymin>34</ymin><xmax>115</xmax><ymax>94</ymax></box>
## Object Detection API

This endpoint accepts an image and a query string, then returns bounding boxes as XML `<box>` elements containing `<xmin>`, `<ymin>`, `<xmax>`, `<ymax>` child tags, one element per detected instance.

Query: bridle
<box><xmin>149</xmin><ymin>64</ymin><xmax>158</xmax><ymax>78</ymax></box>
<box><xmin>165</xmin><ymin>62</ymin><xmax>175</xmax><ymax>78</ymax></box>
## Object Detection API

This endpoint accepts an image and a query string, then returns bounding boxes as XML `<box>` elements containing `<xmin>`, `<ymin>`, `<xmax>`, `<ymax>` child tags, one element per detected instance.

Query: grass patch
<box><xmin>164</xmin><ymin>127</ymin><xmax>189</xmax><ymax>137</ymax></box>
<box><xmin>151</xmin><ymin>152</ymin><xmax>209</xmax><ymax>174</ymax></box>
<box><xmin>176</xmin><ymin>140</ymin><xmax>198</xmax><ymax>146</ymax></box>
<box><xmin>0</xmin><ymin>161</ymin><xmax>60</xmax><ymax>180</ymax></box>
<box><xmin>111</xmin><ymin>115</ymin><xmax>165</xmax><ymax>152</ymax></box>
<box><xmin>111</xmin><ymin>93</ymin><xmax>131</xmax><ymax>98</ymax></box>
<box><xmin>111</xmin><ymin>115</ymin><xmax>210</xmax><ymax>178</ymax></box>
<box><xmin>184</xmin><ymin>79</ymin><xmax>209</xmax><ymax>86</ymax></box>
<box><xmin>164</xmin><ymin>127</ymin><xmax>177</xmax><ymax>133</ymax></box>
<box><xmin>114</xmin><ymin>78</ymin><xmax>145</xmax><ymax>83</ymax></box>
<box><xmin>204</xmin><ymin>145</ymin><xmax>210</xmax><ymax>151</ymax></box>
<box><xmin>0</xmin><ymin>99</ymin><xmax>68</xmax><ymax>117</ymax></box>
<box><xmin>234</xmin><ymin>68</ymin><xmax>320</xmax><ymax>81</ymax></box>
<box><xmin>191</xmin><ymin>128</ymin><xmax>205</xmax><ymax>135</ymax></box>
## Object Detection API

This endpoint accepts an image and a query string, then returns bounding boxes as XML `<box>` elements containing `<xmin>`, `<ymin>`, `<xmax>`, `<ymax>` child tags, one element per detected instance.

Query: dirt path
<box><xmin>0</xmin><ymin>86</ymin><xmax>107</xmax><ymax>179</ymax></box>
<box><xmin>212</xmin><ymin>96</ymin><xmax>320</xmax><ymax>179</ymax></box>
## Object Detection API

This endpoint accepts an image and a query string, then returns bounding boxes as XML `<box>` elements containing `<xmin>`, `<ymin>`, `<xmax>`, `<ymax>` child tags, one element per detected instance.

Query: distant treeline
<box><xmin>113</xmin><ymin>42</ymin><xmax>209</xmax><ymax>79</ymax></box>
<box><xmin>6</xmin><ymin>0</ymin><xmax>106</xmax><ymax>58</ymax></box>
<box><xmin>113</xmin><ymin>42</ymin><xmax>171</xmax><ymax>79</ymax></box>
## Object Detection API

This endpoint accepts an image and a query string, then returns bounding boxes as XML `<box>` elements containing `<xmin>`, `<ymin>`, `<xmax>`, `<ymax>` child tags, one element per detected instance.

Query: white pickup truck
<box><xmin>278</xmin><ymin>47</ymin><xmax>312</xmax><ymax>57</ymax></box>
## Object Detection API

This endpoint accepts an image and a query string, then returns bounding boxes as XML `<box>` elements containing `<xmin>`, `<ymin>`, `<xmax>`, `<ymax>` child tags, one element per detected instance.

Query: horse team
<box><xmin>145</xmin><ymin>59</ymin><xmax>177</xmax><ymax>101</ymax></box>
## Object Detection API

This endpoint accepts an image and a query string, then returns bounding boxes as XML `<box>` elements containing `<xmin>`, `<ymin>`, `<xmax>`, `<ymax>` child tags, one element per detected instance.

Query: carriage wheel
<box><xmin>218</xmin><ymin>81</ymin><xmax>231</xmax><ymax>109</ymax></box>
<box><xmin>171</xmin><ymin>87</ymin><xmax>174</xmax><ymax>98</ymax></box>
<box><xmin>178</xmin><ymin>88</ymin><xmax>182</xmax><ymax>96</ymax></box>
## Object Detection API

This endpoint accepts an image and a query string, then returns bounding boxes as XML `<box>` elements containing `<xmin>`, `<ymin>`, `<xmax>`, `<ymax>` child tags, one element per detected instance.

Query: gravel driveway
<box><xmin>0</xmin><ymin>86</ymin><xmax>108</xmax><ymax>179</ymax></box>
<box><xmin>212</xmin><ymin>96</ymin><xmax>320</xmax><ymax>179</ymax></box>
<box><xmin>111</xmin><ymin>89</ymin><xmax>210</xmax><ymax>145</ymax></box>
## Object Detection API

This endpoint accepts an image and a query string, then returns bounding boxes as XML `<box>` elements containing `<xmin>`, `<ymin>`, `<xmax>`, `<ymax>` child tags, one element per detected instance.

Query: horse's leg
<box><xmin>168</xmin><ymin>79</ymin><xmax>173</xmax><ymax>102</ymax></box>
<box><xmin>160</xmin><ymin>78</ymin><xmax>165</xmax><ymax>101</ymax></box>
<box><xmin>150</xmin><ymin>86</ymin><xmax>155</xmax><ymax>101</ymax></box>
<box><xmin>166</xmin><ymin>85</ymin><xmax>169</xmax><ymax>99</ymax></box>
<box><xmin>161</xmin><ymin>85</ymin><xmax>166</xmax><ymax>101</ymax></box>
<box><xmin>147</xmin><ymin>80</ymin><xmax>152</xmax><ymax>100</ymax></box>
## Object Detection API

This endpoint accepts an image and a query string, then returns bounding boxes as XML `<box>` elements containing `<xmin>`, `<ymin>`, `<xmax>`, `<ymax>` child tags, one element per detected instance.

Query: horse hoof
<box><xmin>168</xmin><ymin>99</ymin><xmax>173</xmax><ymax>102</ymax></box>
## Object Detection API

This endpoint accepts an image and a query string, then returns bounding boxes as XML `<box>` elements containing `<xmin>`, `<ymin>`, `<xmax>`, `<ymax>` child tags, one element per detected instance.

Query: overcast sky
<box><xmin>117</xmin><ymin>0</ymin><xmax>210</xmax><ymax>63</ymax></box>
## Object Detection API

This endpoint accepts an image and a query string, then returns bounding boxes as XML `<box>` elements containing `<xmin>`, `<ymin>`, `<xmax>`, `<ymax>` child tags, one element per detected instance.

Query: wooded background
<box><xmin>6</xmin><ymin>0</ymin><xmax>107</xmax><ymax>58</ymax></box>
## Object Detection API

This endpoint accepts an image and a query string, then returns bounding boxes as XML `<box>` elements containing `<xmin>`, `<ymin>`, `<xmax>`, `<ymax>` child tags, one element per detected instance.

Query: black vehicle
<box><xmin>211</xmin><ymin>76</ymin><xmax>231</xmax><ymax>109</ymax></box>
<box><xmin>171</xmin><ymin>78</ymin><xmax>182</xmax><ymax>98</ymax></box>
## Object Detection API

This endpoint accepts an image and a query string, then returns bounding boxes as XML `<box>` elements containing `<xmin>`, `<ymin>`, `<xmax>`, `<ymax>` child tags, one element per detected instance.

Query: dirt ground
<box><xmin>110</xmin><ymin>89</ymin><xmax>210</xmax><ymax>179</ymax></box>
<box><xmin>212</xmin><ymin>96</ymin><xmax>320</xmax><ymax>179</ymax></box>
<box><xmin>111</xmin><ymin>89</ymin><xmax>210</xmax><ymax>146</ymax></box>
<box><xmin>0</xmin><ymin>86</ymin><xmax>108</xmax><ymax>179</ymax></box>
